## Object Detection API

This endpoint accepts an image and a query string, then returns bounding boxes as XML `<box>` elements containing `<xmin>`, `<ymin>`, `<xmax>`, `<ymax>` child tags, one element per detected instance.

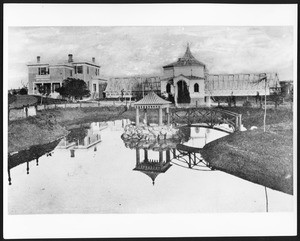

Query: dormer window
<box><xmin>38</xmin><ymin>67</ymin><xmax>49</xmax><ymax>75</ymax></box>
<box><xmin>75</xmin><ymin>65</ymin><xmax>83</xmax><ymax>74</ymax></box>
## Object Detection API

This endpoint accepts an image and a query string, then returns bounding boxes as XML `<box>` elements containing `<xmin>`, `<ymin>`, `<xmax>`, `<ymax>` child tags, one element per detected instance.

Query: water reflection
<box><xmin>57</xmin><ymin>122</ymin><xmax>107</xmax><ymax>150</ymax></box>
<box><xmin>134</xmin><ymin>148</ymin><xmax>172</xmax><ymax>185</ymax></box>
<box><xmin>180</xmin><ymin>126</ymin><xmax>229</xmax><ymax>149</ymax></box>
<box><xmin>7</xmin><ymin>139</ymin><xmax>60</xmax><ymax>185</ymax></box>
<box><xmin>171</xmin><ymin>145</ymin><xmax>213</xmax><ymax>171</ymax></box>
<box><xmin>168</xmin><ymin>126</ymin><xmax>229</xmax><ymax>171</ymax></box>
<box><xmin>8</xmin><ymin>119</ymin><xmax>293</xmax><ymax>213</ymax></box>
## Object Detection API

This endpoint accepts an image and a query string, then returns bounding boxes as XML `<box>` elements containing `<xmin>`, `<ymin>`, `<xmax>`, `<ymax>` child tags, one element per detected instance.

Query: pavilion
<box><xmin>133</xmin><ymin>91</ymin><xmax>172</xmax><ymax>126</ymax></box>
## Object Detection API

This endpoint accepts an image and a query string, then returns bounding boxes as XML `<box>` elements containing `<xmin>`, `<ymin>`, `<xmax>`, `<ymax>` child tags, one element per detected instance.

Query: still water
<box><xmin>8</xmin><ymin>119</ymin><xmax>293</xmax><ymax>214</ymax></box>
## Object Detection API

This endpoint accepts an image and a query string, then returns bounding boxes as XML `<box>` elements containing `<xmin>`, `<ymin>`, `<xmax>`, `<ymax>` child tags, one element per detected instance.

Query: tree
<box><xmin>56</xmin><ymin>78</ymin><xmax>90</xmax><ymax>101</ymax></box>
<box><xmin>20</xmin><ymin>80</ymin><xmax>28</xmax><ymax>95</ymax></box>
<box><xmin>269</xmin><ymin>90</ymin><xmax>283</xmax><ymax>110</ymax></box>
<box><xmin>19</xmin><ymin>87</ymin><xmax>28</xmax><ymax>95</ymax></box>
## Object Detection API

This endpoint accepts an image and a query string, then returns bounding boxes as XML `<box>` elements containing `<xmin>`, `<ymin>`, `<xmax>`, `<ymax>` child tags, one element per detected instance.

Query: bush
<box><xmin>243</xmin><ymin>101</ymin><xmax>252</xmax><ymax>107</ymax></box>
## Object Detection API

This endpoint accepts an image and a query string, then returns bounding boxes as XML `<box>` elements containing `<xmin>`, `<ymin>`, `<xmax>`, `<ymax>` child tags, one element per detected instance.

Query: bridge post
<box><xmin>238</xmin><ymin>114</ymin><xmax>242</xmax><ymax>131</ymax></box>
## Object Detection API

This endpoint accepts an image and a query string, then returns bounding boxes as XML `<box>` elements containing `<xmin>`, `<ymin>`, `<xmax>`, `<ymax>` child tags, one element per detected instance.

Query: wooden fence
<box><xmin>9</xmin><ymin>100</ymin><xmax>135</xmax><ymax>121</ymax></box>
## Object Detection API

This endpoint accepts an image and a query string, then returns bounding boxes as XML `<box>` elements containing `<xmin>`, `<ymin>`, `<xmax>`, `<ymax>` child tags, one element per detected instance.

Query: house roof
<box><xmin>104</xmin><ymin>76</ymin><xmax>161</xmax><ymax>93</ymax></box>
<box><xmin>134</xmin><ymin>91</ymin><xmax>171</xmax><ymax>107</ymax></box>
<box><xmin>207</xmin><ymin>72</ymin><xmax>280</xmax><ymax>86</ymax></box>
<box><xmin>104</xmin><ymin>77</ymin><xmax>144</xmax><ymax>93</ymax></box>
<box><xmin>163</xmin><ymin>44</ymin><xmax>206</xmax><ymax>68</ymax></box>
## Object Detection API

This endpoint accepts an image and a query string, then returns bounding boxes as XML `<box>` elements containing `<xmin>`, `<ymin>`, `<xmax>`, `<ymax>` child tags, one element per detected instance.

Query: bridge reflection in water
<box><xmin>132</xmin><ymin>145</ymin><xmax>214</xmax><ymax>185</ymax></box>
<box><xmin>131</xmin><ymin>126</ymin><xmax>230</xmax><ymax>184</ymax></box>
<box><xmin>171</xmin><ymin>145</ymin><xmax>213</xmax><ymax>171</ymax></box>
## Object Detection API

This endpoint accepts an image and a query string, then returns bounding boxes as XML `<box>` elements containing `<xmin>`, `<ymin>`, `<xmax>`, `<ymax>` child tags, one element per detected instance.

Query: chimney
<box><xmin>92</xmin><ymin>57</ymin><xmax>95</xmax><ymax>63</ymax></box>
<box><xmin>68</xmin><ymin>54</ymin><xmax>73</xmax><ymax>63</ymax></box>
<box><xmin>37</xmin><ymin>56</ymin><xmax>40</xmax><ymax>63</ymax></box>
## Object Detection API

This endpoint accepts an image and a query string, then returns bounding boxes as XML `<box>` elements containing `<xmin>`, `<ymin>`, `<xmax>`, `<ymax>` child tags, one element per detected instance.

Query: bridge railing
<box><xmin>170</xmin><ymin>107</ymin><xmax>242</xmax><ymax>132</ymax></box>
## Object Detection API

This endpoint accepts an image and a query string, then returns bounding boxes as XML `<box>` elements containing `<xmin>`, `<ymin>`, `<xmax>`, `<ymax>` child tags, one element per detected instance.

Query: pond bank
<box><xmin>201</xmin><ymin>122</ymin><xmax>293</xmax><ymax>195</ymax></box>
<box><xmin>8</xmin><ymin>105</ymin><xmax>294</xmax><ymax>193</ymax></box>
<box><xmin>8</xmin><ymin>106</ymin><xmax>128</xmax><ymax>154</ymax></box>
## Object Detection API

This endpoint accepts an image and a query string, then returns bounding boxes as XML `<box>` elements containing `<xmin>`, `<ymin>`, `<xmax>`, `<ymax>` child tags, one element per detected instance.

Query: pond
<box><xmin>8</xmin><ymin>119</ymin><xmax>293</xmax><ymax>214</ymax></box>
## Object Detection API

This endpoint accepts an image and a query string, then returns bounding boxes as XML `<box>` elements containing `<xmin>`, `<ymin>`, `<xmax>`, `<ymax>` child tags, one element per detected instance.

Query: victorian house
<box><xmin>27</xmin><ymin>54</ymin><xmax>107</xmax><ymax>99</ymax></box>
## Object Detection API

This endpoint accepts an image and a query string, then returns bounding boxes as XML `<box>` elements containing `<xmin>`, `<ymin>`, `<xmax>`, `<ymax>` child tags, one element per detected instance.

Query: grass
<box><xmin>8</xmin><ymin>113</ymin><xmax>69</xmax><ymax>154</ymax></box>
<box><xmin>201</xmin><ymin>121</ymin><xmax>293</xmax><ymax>195</ymax></box>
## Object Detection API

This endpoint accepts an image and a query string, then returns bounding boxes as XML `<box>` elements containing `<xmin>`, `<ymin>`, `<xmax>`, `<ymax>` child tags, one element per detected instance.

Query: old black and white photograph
<box><xmin>3</xmin><ymin>3</ymin><xmax>297</xmax><ymax>239</ymax></box>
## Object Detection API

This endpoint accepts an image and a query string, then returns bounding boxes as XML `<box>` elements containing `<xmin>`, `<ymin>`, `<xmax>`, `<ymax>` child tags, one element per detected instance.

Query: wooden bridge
<box><xmin>169</xmin><ymin>107</ymin><xmax>242</xmax><ymax>132</ymax></box>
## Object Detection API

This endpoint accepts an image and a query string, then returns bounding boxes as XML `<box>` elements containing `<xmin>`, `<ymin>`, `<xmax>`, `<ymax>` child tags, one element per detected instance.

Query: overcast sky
<box><xmin>8</xmin><ymin>26</ymin><xmax>293</xmax><ymax>89</ymax></box>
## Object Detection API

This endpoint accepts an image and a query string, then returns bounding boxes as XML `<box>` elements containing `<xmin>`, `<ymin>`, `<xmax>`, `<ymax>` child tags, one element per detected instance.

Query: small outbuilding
<box><xmin>133</xmin><ymin>91</ymin><xmax>172</xmax><ymax>126</ymax></box>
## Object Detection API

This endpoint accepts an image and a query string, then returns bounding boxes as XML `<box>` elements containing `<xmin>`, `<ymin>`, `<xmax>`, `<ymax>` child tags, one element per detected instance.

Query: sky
<box><xmin>7</xmin><ymin>26</ymin><xmax>293</xmax><ymax>89</ymax></box>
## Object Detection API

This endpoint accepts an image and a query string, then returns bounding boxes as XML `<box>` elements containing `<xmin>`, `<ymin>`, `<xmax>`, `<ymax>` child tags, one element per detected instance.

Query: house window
<box><xmin>95</xmin><ymin>68</ymin><xmax>99</xmax><ymax>76</ymax></box>
<box><xmin>93</xmin><ymin>84</ymin><xmax>97</xmax><ymax>92</ymax></box>
<box><xmin>53</xmin><ymin>83</ymin><xmax>60</xmax><ymax>92</ymax></box>
<box><xmin>194</xmin><ymin>83</ymin><xmax>199</xmax><ymax>92</ymax></box>
<box><xmin>75</xmin><ymin>65</ymin><xmax>83</xmax><ymax>74</ymax></box>
<box><xmin>70</xmin><ymin>69</ymin><xmax>73</xmax><ymax>76</ymax></box>
<box><xmin>87</xmin><ymin>66</ymin><xmax>89</xmax><ymax>74</ymax></box>
<box><xmin>38</xmin><ymin>67</ymin><xmax>49</xmax><ymax>75</ymax></box>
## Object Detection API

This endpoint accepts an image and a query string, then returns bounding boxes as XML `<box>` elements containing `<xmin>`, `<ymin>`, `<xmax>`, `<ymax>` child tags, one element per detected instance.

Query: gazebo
<box><xmin>133</xmin><ymin>91</ymin><xmax>171</xmax><ymax>126</ymax></box>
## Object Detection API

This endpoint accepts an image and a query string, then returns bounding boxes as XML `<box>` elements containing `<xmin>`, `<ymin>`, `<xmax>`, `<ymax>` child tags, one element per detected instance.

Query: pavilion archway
<box><xmin>177</xmin><ymin>80</ymin><xmax>190</xmax><ymax>104</ymax></box>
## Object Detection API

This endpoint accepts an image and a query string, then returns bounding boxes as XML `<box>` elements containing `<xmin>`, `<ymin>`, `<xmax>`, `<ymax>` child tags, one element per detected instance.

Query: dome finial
<box><xmin>183</xmin><ymin>42</ymin><xmax>193</xmax><ymax>59</ymax></box>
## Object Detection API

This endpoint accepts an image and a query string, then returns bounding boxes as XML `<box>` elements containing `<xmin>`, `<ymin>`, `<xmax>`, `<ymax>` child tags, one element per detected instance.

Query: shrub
<box><xmin>243</xmin><ymin>101</ymin><xmax>252</xmax><ymax>107</ymax></box>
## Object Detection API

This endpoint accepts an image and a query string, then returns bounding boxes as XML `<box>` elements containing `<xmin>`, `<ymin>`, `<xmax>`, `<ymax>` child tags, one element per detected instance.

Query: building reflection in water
<box><xmin>106</xmin><ymin>119</ymin><xmax>131</xmax><ymax>131</ymax></box>
<box><xmin>56</xmin><ymin>122</ymin><xmax>108</xmax><ymax>157</ymax></box>
<box><xmin>183</xmin><ymin>126</ymin><xmax>209</xmax><ymax>148</ymax></box>
<box><xmin>133</xmin><ymin>148</ymin><xmax>172</xmax><ymax>185</ymax></box>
